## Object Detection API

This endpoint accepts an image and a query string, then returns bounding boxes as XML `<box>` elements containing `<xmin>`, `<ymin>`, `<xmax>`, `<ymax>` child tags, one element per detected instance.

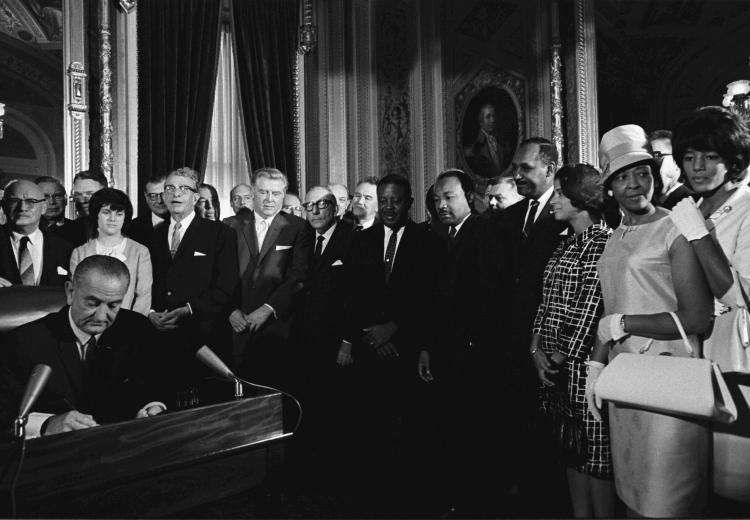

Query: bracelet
<box><xmin>530</xmin><ymin>346</ymin><xmax>539</xmax><ymax>356</ymax></box>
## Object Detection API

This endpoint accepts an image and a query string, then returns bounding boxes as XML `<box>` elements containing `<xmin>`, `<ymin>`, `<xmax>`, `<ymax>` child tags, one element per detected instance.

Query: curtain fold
<box><xmin>231</xmin><ymin>0</ymin><xmax>298</xmax><ymax>192</ymax></box>
<box><xmin>137</xmin><ymin>0</ymin><xmax>222</xmax><ymax>213</ymax></box>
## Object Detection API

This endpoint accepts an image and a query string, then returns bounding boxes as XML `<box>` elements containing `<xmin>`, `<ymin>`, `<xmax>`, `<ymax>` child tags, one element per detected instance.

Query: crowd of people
<box><xmin>0</xmin><ymin>104</ymin><xmax>749</xmax><ymax>518</ymax></box>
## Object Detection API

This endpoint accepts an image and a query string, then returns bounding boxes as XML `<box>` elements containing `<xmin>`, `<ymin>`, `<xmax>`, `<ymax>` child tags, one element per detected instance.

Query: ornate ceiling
<box><xmin>0</xmin><ymin>0</ymin><xmax>62</xmax><ymax>47</ymax></box>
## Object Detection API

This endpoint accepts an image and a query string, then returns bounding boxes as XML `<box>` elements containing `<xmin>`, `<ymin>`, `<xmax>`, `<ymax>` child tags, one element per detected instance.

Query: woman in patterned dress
<box><xmin>586</xmin><ymin>125</ymin><xmax>713</xmax><ymax>517</ymax></box>
<box><xmin>530</xmin><ymin>163</ymin><xmax>614</xmax><ymax>517</ymax></box>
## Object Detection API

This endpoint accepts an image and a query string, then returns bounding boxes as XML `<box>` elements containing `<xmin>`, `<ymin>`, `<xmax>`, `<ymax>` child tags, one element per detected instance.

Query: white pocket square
<box><xmin>275</xmin><ymin>245</ymin><xmax>292</xmax><ymax>251</ymax></box>
<box><xmin>194</xmin><ymin>251</ymin><xmax>207</xmax><ymax>257</ymax></box>
<box><xmin>332</xmin><ymin>260</ymin><xmax>344</xmax><ymax>266</ymax></box>
<box><xmin>57</xmin><ymin>266</ymin><xmax>68</xmax><ymax>275</ymax></box>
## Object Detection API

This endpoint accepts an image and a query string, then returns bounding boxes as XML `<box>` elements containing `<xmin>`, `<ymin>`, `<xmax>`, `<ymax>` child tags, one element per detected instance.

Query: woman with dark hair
<box><xmin>69</xmin><ymin>188</ymin><xmax>152</xmax><ymax>316</ymax></box>
<box><xmin>530</xmin><ymin>163</ymin><xmax>614</xmax><ymax>517</ymax></box>
<box><xmin>586</xmin><ymin>124</ymin><xmax>713</xmax><ymax>518</ymax></box>
<box><xmin>196</xmin><ymin>183</ymin><xmax>220</xmax><ymax>221</ymax></box>
<box><xmin>670</xmin><ymin>106</ymin><xmax>750</xmax><ymax>504</ymax></box>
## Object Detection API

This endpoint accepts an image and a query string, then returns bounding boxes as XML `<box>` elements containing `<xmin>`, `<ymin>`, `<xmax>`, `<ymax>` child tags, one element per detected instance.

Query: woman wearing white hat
<box><xmin>671</xmin><ymin>106</ymin><xmax>750</xmax><ymax>506</ymax></box>
<box><xmin>585</xmin><ymin>124</ymin><xmax>713</xmax><ymax>517</ymax></box>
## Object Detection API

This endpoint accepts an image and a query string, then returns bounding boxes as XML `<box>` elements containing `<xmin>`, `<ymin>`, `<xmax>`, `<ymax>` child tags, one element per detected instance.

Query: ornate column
<box><xmin>115</xmin><ymin>0</ymin><xmax>139</xmax><ymax>197</ymax></box>
<box><xmin>550</xmin><ymin>0</ymin><xmax>565</xmax><ymax>164</ymax></box>
<box><xmin>99</xmin><ymin>0</ymin><xmax>114</xmax><ymax>186</ymax></box>
<box><xmin>63</xmin><ymin>0</ymin><xmax>89</xmax><ymax>195</ymax></box>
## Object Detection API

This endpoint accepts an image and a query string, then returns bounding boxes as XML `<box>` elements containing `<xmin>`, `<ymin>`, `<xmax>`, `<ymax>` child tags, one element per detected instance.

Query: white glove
<box><xmin>670</xmin><ymin>198</ymin><xmax>708</xmax><ymax>241</ymax></box>
<box><xmin>585</xmin><ymin>361</ymin><xmax>605</xmax><ymax>422</ymax></box>
<box><xmin>597</xmin><ymin>313</ymin><xmax>626</xmax><ymax>344</ymax></box>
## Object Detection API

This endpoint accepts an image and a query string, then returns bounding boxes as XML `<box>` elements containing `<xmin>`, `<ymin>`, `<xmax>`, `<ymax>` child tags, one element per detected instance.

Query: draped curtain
<box><xmin>231</xmin><ymin>0</ymin><xmax>298</xmax><ymax>192</ymax></box>
<box><xmin>204</xmin><ymin>27</ymin><xmax>251</xmax><ymax>217</ymax></box>
<box><xmin>137</xmin><ymin>0</ymin><xmax>222</xmax><ymax>213</ymax></box>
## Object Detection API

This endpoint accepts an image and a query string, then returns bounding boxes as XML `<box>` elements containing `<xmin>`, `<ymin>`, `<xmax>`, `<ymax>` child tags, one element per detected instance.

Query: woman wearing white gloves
<box><xmin>585</xmin><ymin>124</ymin><xmax>712</xmax><ymax>518</ymax></box>
<box><xmin>670</xmin><ymin>106</ymin><xmax>750</xmax><ymax>505</ymax></box>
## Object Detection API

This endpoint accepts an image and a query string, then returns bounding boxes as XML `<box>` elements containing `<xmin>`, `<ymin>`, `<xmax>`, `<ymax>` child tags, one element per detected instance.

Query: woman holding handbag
<box><xmin>530</xmin><ymin>163</ymin><xmax>615</xmax><ymax>517</ymax></box>
<box><xmin>670</xmin><ymin>106</ymin><xmax>750</xmax><ymax>505</ymax></box>
<box><xmin>585</xmin><ymin>124</ymin><xmax>713</xmax><ymax>518</ymax></box>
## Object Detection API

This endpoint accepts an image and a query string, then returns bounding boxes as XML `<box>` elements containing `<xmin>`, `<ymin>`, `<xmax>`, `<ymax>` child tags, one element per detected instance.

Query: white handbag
<box><xmin>595</xmin><ymin>312</ymin><xmax>738</xmax><ymax>424</ymax></box>
<box><xmin>704</xmin><ymin>280</ymin><xmax>750</xmax><ymax>374</ymax></box>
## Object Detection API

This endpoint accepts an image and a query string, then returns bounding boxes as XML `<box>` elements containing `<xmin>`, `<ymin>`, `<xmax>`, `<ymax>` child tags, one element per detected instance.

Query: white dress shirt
<box><xmin>254</xmin><ymin>212</ymin><xmax>277</xmax><ymax>250</ymax></box>
<box><xmin>315</xmin><ymin>222</ymin><xmax>338</xmax><ymax>255</ymax></box>
<box><xmin>10</xmin><ymin>228</ymin><xmax>44</xmax><ymax>285</ymax></box>
<box><xmin>168</xmin><ymin>210</ymin><xmax>196</xmax><ymax>247</ymax></box>
<box><xmin>383</xmin><ymin>225</ymin><xmax>406</xmax><ymax>264</ymax></box>
<box><xmin>523</xmin><ymin>185</ymin><xmax>554</xmax><ymax>226</ymax></box>
<box><xmin>151</xmin><ymin>213</ymin><xmax>165</xmax><ymax>227</ymax></box>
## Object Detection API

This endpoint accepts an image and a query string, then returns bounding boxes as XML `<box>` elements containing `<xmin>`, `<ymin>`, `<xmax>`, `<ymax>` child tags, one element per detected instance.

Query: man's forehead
<box><xmin>73</xmin><ymin>178</ymin><xmax>102</xmax><ymax>189</ymax></box>
<box><xmin>38</xmin><ymin>181</ymin><xmax>64</xmax><ymax>193</ymax></box>
<box><xmin>651</xmin><ymin>138</ymin><xmax>671</xmax><ymax>153</ymax></box>
<box><xmin>7</xmin><ymin>181</ymin><xmax>42</xmax><ymax>198</ymax></box>
<box><xmin>486</xmin><ymin>184</ymin><xmax>503</xmax><ymax>194</ymax></box>
<box><xmin>305</xmin><ymin>187</ymin><xmax>331</xmax><ymax>202</ymax></box>
<box><xmin>145</xmin><ymin>181</ymin><xmax>164</xmax><ymax>192</ymax></box>
<box><xmin>255</xmin><ymin>177</ymin><xmax>285</xmax><ymax>190</ymax></box>
<box><xmin>234</xmin><ymin>185</ymin><xmax>252</xmax><ymax>196</ymax></box>
<box><xmin>436</xmin><ymin>177</ymin><xmax>462</xmax><ymax>193</ymax></box>
<box><xmin>166</xmin><ymin>174</ymin><xmax>196</xmax><ymax>187</ymax></box>
<box><xmin>355</xmin><ymin>183</ymin><xmax>376</xmax><ymax>193</ymax></box>
<box><xmin>514</xmin><ymin>144</ymin><xmax>541</xmax><ymax>164</ymax></box>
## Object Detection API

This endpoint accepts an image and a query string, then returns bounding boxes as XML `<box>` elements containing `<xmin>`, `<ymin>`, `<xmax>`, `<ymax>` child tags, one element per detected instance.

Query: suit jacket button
<box><xmin>167</xmin><ymin>291</ymin><xmax>172</xmax><ymax>296</ymax></box>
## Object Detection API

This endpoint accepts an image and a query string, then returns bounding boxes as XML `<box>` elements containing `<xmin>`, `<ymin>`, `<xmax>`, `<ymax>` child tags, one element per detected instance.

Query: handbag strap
<box><xmin>668</xmin><ymin>311</ymin><xmax>695</xmax><ymax>356</ymax></box>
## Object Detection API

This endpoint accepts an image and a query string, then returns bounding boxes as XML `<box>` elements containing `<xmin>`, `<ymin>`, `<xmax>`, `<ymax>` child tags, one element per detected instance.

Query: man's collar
<box><xmin>254</xmin><ymin>211</ymin><xmax>278</xmax><ymax>224</ymax></box>
<box><xmin>359</xmin><ymin>216</ymin><xmax>375</xmax><ymax>229</ymax></box>
<box><xmin>534</xmin><ymin>186</ymin><xmax>554</xmax><ymax>208</ymax></box>
<box><xmin>316</xmin><ymin>221</ymin><xmax>337</xmax><ymax>241</ymax></box>
<box><xmin>11</xmin><ymin>227</ymin><xmax>43</xmax><ymax>244</ymax></box>
<box><xmin>67</xmin><ymin>308</ymin><xmax>103</xmax><ymax>345</ymax></box>
<box><xmin>151</xmin><ymin>213</ymin><xmax>165</xmax><ymax>226</ymax></box>
<box><xmin>171</xmin><ymin>210</ymin><xmax>196</xmax><ymax>229</ymax></box>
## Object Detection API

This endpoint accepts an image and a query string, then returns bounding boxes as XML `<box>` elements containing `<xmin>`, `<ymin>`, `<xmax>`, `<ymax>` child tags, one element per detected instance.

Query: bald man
<box><xmin>0</xmin><ymin>180</ymin><xmax>72</xmax><ymax>287</ymax></box>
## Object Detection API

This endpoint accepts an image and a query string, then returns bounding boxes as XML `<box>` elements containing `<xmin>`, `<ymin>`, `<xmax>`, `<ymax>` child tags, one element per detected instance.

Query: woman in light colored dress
<box><xmin>70</xmin><ymin>188</ymin><xmax>152</xmax><ymax>316</ymax></box>
<box><xmin>586</xmin><ymin>125</ymin><xmax>713</xmax><ymax>518</ymax></box>
<box><xmin>671</xmin><ymin>106</ymin><xmax>750</xmax><ymax>505</ymax></box>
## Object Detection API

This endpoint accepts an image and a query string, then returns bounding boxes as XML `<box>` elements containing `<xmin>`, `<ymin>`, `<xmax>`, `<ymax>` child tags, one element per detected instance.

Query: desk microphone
<box><xmin>15</xmin><ymin>364</ymin><xmax>52</xmax><ymax>439</ymax></box>
<box><xmin>194</xmin><ymin>346</ymin><xmax>244</xmax><ymax>398</ymax></box>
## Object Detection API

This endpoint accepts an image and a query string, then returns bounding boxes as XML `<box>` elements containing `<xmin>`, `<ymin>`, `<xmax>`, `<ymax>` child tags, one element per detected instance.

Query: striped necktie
<box><xmin>170</xmin><ymin>222</ymin><xmax>182</xmax><ymax>258</ymax></box>
<box><xmin>18</xmin><ymin>236</ymin><xmax>35</xmax><ymax>285</ymax></box>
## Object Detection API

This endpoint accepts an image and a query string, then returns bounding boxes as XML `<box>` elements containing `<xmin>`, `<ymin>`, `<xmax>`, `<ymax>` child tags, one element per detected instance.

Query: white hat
<box><xmin>598</xmin><ymin>124</ymin><xmax>654</xmax><ymax>183</ymax></box>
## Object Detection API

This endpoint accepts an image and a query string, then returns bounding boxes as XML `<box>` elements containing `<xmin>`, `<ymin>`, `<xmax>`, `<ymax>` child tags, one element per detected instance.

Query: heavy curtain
<box><xmin>137</xmin><ymin>0</ymin><xmax>222</xmax><ymax>212</ymax></box>
<box><xmin>204</xmin><ymin>27</ymin><xmax>251</xmax><ymax>217</ymax></box>
<box><xmin>231</xmin><ymin>0</ymin><xmax>298</xmax><ymax>193</ymax></box>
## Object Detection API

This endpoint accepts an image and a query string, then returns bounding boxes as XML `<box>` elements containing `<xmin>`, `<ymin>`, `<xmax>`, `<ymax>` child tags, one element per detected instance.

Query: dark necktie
<box><xmin>384</xmin><ymin>228</ymin><xmax>399</xmax><ymax>282</ymax></box>
<box><xmin>522</xmin><ymin>199</ymin><xmax>540</xmax><ymax>240</ymax></box>
<box><xmin>18</xmin><ymin>236</ymin><xmax>35</xmax><ymax>286</ymax></box>
<box><xmin>448</xmin><ymin>226</ymin><xmax>457</xmax><ymax>240</ymax></box>
<box><xmin>314</xmin><ymin>235</ymin><xmax>325</xmax><ymax>263</ymax></box>
<box><xmin>81</xmin><ymin>336</ymin><xmax>97</xmax><ymax>368</ymax></box>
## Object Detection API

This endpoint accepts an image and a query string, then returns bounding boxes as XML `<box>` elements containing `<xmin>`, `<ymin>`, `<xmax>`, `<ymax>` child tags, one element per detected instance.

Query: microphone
<box><xmin>195</xmin><ymin>346</ymin><xmax>244</xmax><ymax>398</ymax></box>
<box><xmin>15</xmin><ymin>364</ymin><xmax>52</xmax><ymax>439</ymax></box>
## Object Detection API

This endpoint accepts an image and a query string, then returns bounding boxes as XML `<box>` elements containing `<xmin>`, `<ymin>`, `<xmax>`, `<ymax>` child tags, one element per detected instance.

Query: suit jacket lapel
<box><xmin>0</xmin><ymin>227</ymin><xmax>21</xmax><ymax>283</ymax></box>
<box><xmin>388</xmin><ymin>221</ymin><xmax>414</xmax><ymax>282</ymax></box>
<box><xmin>52</xmin><ymin>308</ymin><xmax>87</xmax><ymax>405</ymax></box>
<box><xmin>258</xmin><ymin>213</ymin><xmax>284</xmax><ymax>263</ymax></box>
<box><xmin>39</xmin><ymin>231</ymin><xmax>55</xmax><ymax>284</ymax></box>
<box><xmin>240</xmin><ymin>213</ymin><xmax>259</xmax><ymax>269</ymax></box>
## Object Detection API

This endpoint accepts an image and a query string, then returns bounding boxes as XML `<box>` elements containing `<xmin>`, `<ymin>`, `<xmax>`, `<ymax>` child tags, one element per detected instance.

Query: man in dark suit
<box><xmin>35</xmin><ymin>176</ymin><xmax>88</xmax><ymax>247</ymax></box>
<box><xmin>0</xmin><ymin>256</ymin><xmax>165</xmax><ymax>439</ymax></box>
<box><xmin>124</xmin><ymin>173</ymin><xmax>169</xmax><ymax>246</ymax></box>
<box><xmin>0</xmin><ymin>180</ymin><xmax>71</xmax><ymax>287</ymax></box>
<box><xmin>148</xmin><ymin>167</ymin><xmax>238</xmax><ymax>387</ymax></box>
<box><xmin>340</xmin><ymin>174</ymin><xmax>442</xmax><ymax>514</ymax></box>
<box><xmin>225</xmin><ymin>167</ymin><xmax>310</xmax><ymax>387</ymax></box>
<box><xmin>506</xmin><ymin>137</ymin><xmax>569</xmax><ymax>515</ymax></box>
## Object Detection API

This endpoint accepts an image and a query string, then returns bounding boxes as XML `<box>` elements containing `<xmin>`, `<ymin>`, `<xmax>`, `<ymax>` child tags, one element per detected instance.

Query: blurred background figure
<box><xmin>484</xmin><ymin>176</ymin><xmax>524</xmax><ymax>214</ymax></box>
<box><xmin>328</xmin><ymin>183</ymin><xmax>350</xmax><ymax>218</ymax></box>
<box><xmin>229</xmin><ymin>183</ymin><xmax>254</xmax><ymax>215</ymax></box>
<box><xmin>350</xmin><ymin>177</ymin><xmax>379</xmax><ymax>230</ymax></box>
<box><xmin>648</xmin><ymin>129</ymin><xmax>691</xmax><ymax>209</ymax></box>
<box><xmin>282</xmin><ymin>193</ymin><xmax>303</xmax><ymax>218</ymax></box>
<box><xmin>196</xmin><ymin>183</ymin><xmax>221</xmax><ymax>221</ymax></box>
<box><xmin>35</xmin><ymin>176</ymin><xmax>87</xmax><ymax>247</ymax></box>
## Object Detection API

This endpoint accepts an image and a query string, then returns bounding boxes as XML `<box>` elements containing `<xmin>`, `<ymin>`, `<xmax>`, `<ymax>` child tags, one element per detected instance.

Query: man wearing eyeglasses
<box><xmin>124</xmin><ymin>174</ymin><xmax>170</xmax><ymax>246</ymax></box>
<box><xmin>0</xmin><ymin>179</ymin><xmax>72</xmax><ymax>287</ymax></box>
<box><xmin>281</xmin><ymin>192</ymin><xmax>303</xmax><ymax>219</ymax></box>
<box><xmin>35</xmin><ymin>176</ymin><xmax>88</xmax><ymax>247</ymax></box>
<box><xmin>148</xmin><ymin>167</ymin><xmax>238</xmax><ymax>388</ymax></box>
<box><xmin>225</xmin><ymin>167</ymin><xmax>311</xmax><ymax>386</ymax></box>
<box><xmin>649</xmin><ymin>129</ymin><xmax>691</xmax><ymax>210</ymax></box>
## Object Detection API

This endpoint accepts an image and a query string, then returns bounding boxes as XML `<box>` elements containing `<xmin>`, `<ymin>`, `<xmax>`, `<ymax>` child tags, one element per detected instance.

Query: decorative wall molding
<box><xmin>99</xmin><ymin>0</ymin><xmax>114</xmax><ymax>186</ymax></box>
<box><xmin>63</xmin><ymin>0</ymin><xmax>89</xmax><ymax>199</ymax></box>
<box><xmin>114</xmin><ymin>0</ymin><xmax>139</xmax><ymax>198</ymax></box>
<box><xmin>549</xmin><ymin>0</ymin><xmax>564</xmax><ymax>163</ymax></box>
<box><xmin>118</xmin><ymin>0</ymin><xmax>137</xmax><ymax>14</ymax></box>
<box><xmin>570</xmin><ymin>0</ymin><xmax>598</xmax><ymax>164</ymax></box>
<box><xmin>532</xmin><ymin>0</ymin><xmax>551</xmax><ymax>140</ymax></box>
<box><xmin>292</xmin><ymin>53</ymin><xmax>305</xmax><ymax>196</ymax></box>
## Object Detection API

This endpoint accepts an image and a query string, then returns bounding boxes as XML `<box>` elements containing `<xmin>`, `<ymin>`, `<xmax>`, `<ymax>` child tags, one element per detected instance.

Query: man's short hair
<box><xmin>518</xmin><ymin>137</ymin><xmax>558</xmax><ymax>167</ymax></box>
<box><xmin>485</xmin><ymin>176</ymin><xmax>516</xmax><ymax>189</ymax></box>
<box><xmin>307</xmin><ymin>185</ymin><xmax>333</xmax><ymax>196</ymax></box>
<box><xmin>436</xmin><ymin>168</ymin><xmax>475</xmax><ymax>197</ymax></box>
<box><xmin>145</xmin><ymin>173</ymin><xmax>167</xmax><ymax>187</ymax></box>
<box><xmin>377</xmin><ymin>174</ymin><xmax>412</xmax><ymax>200</ymax></box>
<box><xmin>73</xmin><ymin>169</ymin><xmax>108</xmax><ymax>187</ymax></box>
<box><xmin>648</xmin><ymin>129</ymin><xmax>672</xmax><ymax>142</ymax></box>
<box><xmin>230</xmin><ymin>183</ymin><xmax>252</xmax><ymax>198</ymax></box>
<box><xmin>252</xmin><ymin>167</ymin><xmax>288</xmax><ymax>190</ymax></box>
<box><xmin>356</xmin><ymin>176</ymin><xmax>380</xmax><ymax>188</ymax></box>
<box><xmin>34</xmin><ymin>176</ymin><xmax>65</xmax><ymax>191</ymax></box>
<box><xmin>73</xmin><ymin>254</ymin><xmax>130</xmax><ymax>287</ymax></box>
<box><xmin>167</xmin><ymin>166</ymin><xmax>200</xmax><ymax>186</ymax></box>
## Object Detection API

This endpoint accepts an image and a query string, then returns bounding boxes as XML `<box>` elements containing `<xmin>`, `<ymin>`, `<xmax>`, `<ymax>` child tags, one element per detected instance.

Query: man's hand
<box><xmin>162</xmin><ymin>306</ymin><xmax>190</xmax><ymax>325</ymax></box>
<box><xmin>149</xmin><ymin>311</ymin><xmax>178</xmax><ymax>332</ymax></box>
<box><xmin>337</xmin><ymin>341</ymin><xmax>353</xmax><ymax>366</ymax></box>
<box><xmin>43</xmin><ymin>410</ymin><xmax>98</xmax><ymax>435</ymax></box>
<box><xmin>0</xmin><ymin>276</ymin><xmax>12</xmax><ymax>288</ymax></box>
<box><xmin>417</xmin><ymin>350</ymin><xmax>434</xmax><ymax>382</ymax></box>
<box><xmin>531</xmin><ymin>349</ymin><xmax>558</xmax><ymax>387</ymax></box>
<box><xmin>362</xmin><ymin>322</ymin><xmax>397</xmax><ymax>350</ymax></box>
<box><xmin>229</xmin><ymin>309</ymin><xmax>249</xmax><ymax>333</ymax></box>
<box><xmin>375</xmin><ymin>341</ymin><xmax>399</xmax><ymax>358</ymax></box>
<box><xmin>135</xmin><ymin>404</ymin><xmax>166</xmax><ymax>418</ymax></box>
<box><xmin>245</xmin><ymin>306</ymin><xmax>273</xmax><ymax>334</ymax></box>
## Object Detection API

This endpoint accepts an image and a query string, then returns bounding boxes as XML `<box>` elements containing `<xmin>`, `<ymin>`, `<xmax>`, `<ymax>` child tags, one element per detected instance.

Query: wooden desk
<box><xmin>0</xmin><ymin>391</ymin><xmax>285</xmax><ymax>517</ymax></box>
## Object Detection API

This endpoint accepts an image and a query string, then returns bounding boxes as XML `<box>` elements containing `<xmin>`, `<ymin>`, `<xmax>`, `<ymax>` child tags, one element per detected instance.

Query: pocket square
<box><xmin>194</xmin><ymin>251</ymin><xmax>207</xmax><ymax>257</ymax></box>
<box><xmin>275</xmin><ymin>245</ymin><xmax>292</xmax><ymax>251</ymax></box>
<box><xmin>57</xmin><ymin>266</ymin><xmax>68</xmax><ymax>275</ymax></box>
<box><xmin>332</xmin><ymin>260</ymin><xmax>344</xmax><ymax>266</ymax></box>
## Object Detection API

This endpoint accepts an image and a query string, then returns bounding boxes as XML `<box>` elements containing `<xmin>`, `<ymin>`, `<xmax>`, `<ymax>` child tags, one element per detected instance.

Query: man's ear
<box><xmin>64</xmin><ymin>280</ymin><xmax>74</xmax><ymax>306</ymax></box>
<box><xmin>547</xmin><ymin>162</ymin><xmax>557</xmax><ymax>177</ymax></box>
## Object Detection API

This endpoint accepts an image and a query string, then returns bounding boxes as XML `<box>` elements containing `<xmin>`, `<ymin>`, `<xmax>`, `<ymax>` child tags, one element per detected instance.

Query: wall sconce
<box><xmin>0</xmin><ymin>102</ymin><xmax>5</xmax><ymax>140</ymax></box>
<box><xmin>722</xmin><ymin>80</ymin><xmax>750</xmax><ymax>121</ymax></box>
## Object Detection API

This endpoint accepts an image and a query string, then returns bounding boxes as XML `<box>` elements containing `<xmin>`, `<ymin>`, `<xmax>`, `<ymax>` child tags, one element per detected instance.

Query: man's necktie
<box><xmin>81</xmin><ymin>336</ymin><xmax>97</xmax><ymax>367</ymax></box>
<box><xmin>384</xmin><ymin>229</ymin><xmax>399</xmax><ymax>282</ymax></box>
<box><xmin>314</xmin><ymin>235</ymin><xmax>325</xmax><ymax>263</ymax></box>
<box><xmin>257</xmin><ymin>219</ymin><xmax>268</xmax><ymax>249</ymax></box>
<box><xmin>18</xmin><ymin>236</ymin><xmax>35</xmax><ymax>285</ymax></box>
<box><xmin>522</xmin><ymin>199</ymin><xmax>540</xmax><ymax>240</ymax></box>
<box><xmin>170</xmin><ymin>222</ymin><xmax>182</xmax><ymax>258</ymax></box>
<box><xmin>448</xmin><ymin>226</ymin><xmax>457</xmax><ymax>240</ymax></box>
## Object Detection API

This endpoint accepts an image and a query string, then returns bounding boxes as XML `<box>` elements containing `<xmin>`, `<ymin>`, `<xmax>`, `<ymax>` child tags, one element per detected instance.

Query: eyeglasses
<box><xmin>44</xmin><ymin>193</ymin><xmax>66</xmax><ymax>202</ymax></box>
<box><xmin>164</xmin><ymin>184</ymin><xmax>198</xmax><ymax>195</ymax></box>
<box><xmin>145</xmin><ymin>192</ymin><xmax>164</xmax><ymax>201</ymax></box>
<box><xmin>302</xmin><ymin>200</ymin><xmax>334</xmax><ymax>212</ymax></box>
<box><xmin>652</xmin><ymin>152</ymin><xmax>672</xmax><ymax>159</ymax></box>
<box><xmin>71</xmin><ymin>191</ymin><xmax>96</xmax><ymax>201</ymax></box>
<box><xmin>232</xmin><ymin>195</ymin><xmax>253</xmax><ymax>203</ymax></box>
<box><xmin>3</xmin><ymin>197</ymin><xmax>46</xmax><ymax>208</ymax></box>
